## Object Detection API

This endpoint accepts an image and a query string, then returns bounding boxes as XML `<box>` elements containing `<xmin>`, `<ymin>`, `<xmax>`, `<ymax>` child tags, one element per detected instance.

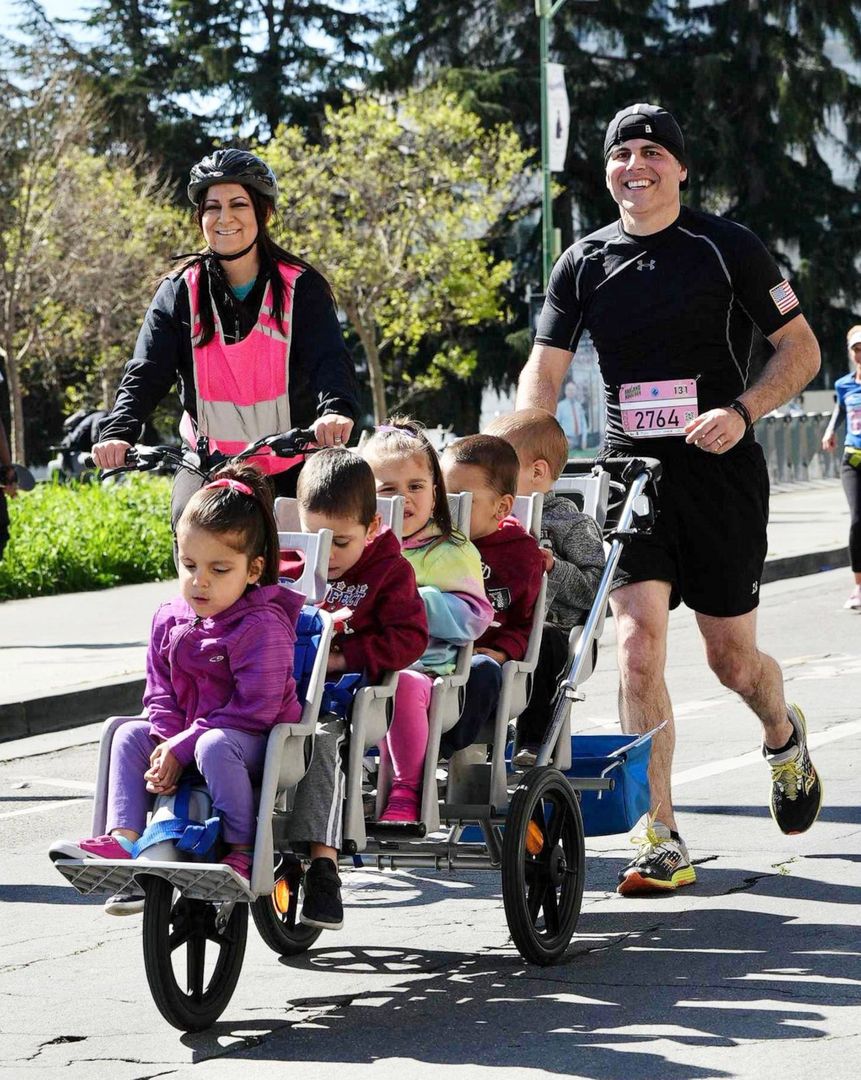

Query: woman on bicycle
<box><xmin>822</xmin><ymin>324</ymin><xmax>861</xmax><ymax>610</ymax></box>
<box><xmin>92</xmin><ymin>149</ymin><xmax>359</xmax><ymax>519</ymax></box>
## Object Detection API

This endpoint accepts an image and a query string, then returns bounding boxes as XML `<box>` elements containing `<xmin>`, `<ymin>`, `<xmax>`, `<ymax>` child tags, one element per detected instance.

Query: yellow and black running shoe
<box><xmin>616</xmin><ymin>817</ymin><xmax>696</xmax><ymax>896</ymax></box>
<box><xmin>764</xmin><ymin>704</ymin><xmax>823</xmax><ymax>835</ymax></box>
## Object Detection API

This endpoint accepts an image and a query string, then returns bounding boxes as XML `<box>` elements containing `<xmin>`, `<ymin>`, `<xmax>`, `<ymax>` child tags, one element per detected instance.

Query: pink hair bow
<box><xmin>204</xmin><ymin>478</ymin><xmax>254</xmax><ymax>497</ymax></box>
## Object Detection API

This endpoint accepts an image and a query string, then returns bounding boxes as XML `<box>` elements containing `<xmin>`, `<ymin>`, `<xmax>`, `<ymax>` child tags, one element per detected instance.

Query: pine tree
<box><xmin>375</xmin><ymin>1</ymin><xmax>861</xmax><ymax>388</ymax></box>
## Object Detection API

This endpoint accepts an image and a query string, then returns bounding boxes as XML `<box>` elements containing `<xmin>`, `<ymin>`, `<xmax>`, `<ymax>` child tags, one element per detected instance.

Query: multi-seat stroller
<box><xmin>52</xmin><ymin>430</ymin><xmax>663</xmax><ymax>1030</ymax></box>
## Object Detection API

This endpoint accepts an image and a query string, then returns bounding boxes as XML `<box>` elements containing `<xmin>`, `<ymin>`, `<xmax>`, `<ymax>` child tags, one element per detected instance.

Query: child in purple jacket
<box><xmin>49</xmin><ymin>466</ymin><xmax>343</xmax><ymax>918</ymax></box>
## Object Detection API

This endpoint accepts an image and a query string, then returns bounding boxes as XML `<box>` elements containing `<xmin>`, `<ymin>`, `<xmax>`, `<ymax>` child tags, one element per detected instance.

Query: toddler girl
<box><xmin>50</xmin><ymin>464</ymin><xmax>303</xmax><ymax>907</ymax></box>
<box><xmin>362</xmin><ymin>419</ymin><xmax>493</xmax><ymax>821</ymax></box>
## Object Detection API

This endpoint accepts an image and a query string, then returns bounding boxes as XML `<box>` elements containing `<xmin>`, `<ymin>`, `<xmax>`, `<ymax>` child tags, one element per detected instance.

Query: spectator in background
<box><xmin>0</xmin><ymin>415</ymin><xmax>17</xmax><ymax>561</ymax></box>
<box><xmin>556</xmin><ymin>380</ymin><xmax>589</xmax><ymax>452</ymax></box>
<box><xmin>821</xmin><ymin>324</ymin><xmax>861</xmax><ymax>610</ymax></box>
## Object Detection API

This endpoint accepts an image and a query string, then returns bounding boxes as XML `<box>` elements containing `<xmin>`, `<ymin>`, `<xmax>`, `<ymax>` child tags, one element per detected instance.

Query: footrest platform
<box><xmin>51</xmin><ymin>858</ymin><xmax>256</xmax><ymax>903</ymax></box>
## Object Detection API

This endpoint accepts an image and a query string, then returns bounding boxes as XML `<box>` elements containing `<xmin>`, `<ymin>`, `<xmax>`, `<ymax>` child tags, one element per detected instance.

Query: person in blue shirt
<box><xmin>822</xmin><ymin>324</ymin><xmax>861</xmax><ymax>610</ymax></box>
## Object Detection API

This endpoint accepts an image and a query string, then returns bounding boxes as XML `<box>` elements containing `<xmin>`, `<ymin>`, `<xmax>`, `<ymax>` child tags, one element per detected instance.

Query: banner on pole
<box><xmin>546</xmin><ymin>63</ymin><xmax>570</xmax><ymax>172</ymax></box>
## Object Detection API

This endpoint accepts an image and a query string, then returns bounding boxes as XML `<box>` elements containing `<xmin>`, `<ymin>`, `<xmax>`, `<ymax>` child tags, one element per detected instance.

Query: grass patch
<box><xmin>0</xmin><ymin>477</ymin><xmax>175</xmax><ymax>600</ymax></box>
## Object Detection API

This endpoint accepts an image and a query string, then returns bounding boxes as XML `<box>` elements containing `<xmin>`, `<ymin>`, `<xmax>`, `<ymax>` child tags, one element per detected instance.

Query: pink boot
<box><xmin>379</xmin><ymin>783</ymin><xmax>421</xmax><ymax>823</ymax></box>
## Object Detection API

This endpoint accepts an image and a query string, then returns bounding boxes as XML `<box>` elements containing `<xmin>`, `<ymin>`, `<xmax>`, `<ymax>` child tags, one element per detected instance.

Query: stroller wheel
<box><xmin>501</xmin><ymin>766</ymin><xmax>585</xmax><ymax>965</ymax></box>
<box><xmin>142</xmin><ymin>877</ymin><xmax>247</xmax><ymax>1031</ymax></box>
<box><xmin>251</xmin><ymin>855</ymin><xmax>322</xmax><ymax>956</ymax></box>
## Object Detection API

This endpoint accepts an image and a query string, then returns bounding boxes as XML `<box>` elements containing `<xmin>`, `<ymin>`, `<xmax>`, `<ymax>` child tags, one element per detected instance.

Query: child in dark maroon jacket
<box><xmin>440</xmin><ymin>435</ymin><xmax>545</xmax><ymax>756</ymax></box>
<box><xmin>296</xmin><ymin>450</ymin><xmax>430</xmax><ymax>819</ymax></box>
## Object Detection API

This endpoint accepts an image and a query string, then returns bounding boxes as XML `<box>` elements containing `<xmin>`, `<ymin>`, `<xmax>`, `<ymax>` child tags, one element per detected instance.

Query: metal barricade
<box><xmin>754</xmin><ymin>412</ymin><xmax>838</xmax><ymax>484</ymax></box>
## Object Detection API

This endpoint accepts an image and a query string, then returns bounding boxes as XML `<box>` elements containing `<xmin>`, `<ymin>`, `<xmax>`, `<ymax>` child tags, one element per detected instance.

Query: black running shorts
<box><xmin>608</xmin><ymin>439</ymin><xmax>770</xmax><ymax>618</ymax></box>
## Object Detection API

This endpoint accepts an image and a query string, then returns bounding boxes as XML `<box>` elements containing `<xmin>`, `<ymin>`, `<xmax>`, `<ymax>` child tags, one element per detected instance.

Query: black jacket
<box><xmin>99</xmin><ymin>263</ymin><xmax>360</xmax><ymax>445</ymax></box>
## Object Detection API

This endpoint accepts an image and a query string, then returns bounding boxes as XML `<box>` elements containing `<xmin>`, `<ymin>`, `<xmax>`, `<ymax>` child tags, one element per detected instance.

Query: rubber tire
<box><xmin>251</xmin><ymin>860</ymin><xmax>322</xmax><ymax>956</ymax></box>
<box><xmin>501</xmin><ymin>766</ymin><xmax>585</xmax><ymax>966</ymax></box>
<box><xmin>142</xmin><ymin>876</ymin><xmax>248</xmax><ymax>1032</ymax></box>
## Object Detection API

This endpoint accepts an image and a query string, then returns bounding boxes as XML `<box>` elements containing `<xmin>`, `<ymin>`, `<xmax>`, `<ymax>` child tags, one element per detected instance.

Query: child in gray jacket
<box><xmin>485</xmin><ymin>409</ymin><xmax>604</xmax><ymax>763</ymax></box>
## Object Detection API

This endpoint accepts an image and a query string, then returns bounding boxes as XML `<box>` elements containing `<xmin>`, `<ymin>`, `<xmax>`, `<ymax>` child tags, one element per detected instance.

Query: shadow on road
<box><xmin>677</xmin><ymin>803</ymin><xmax>861</xmax><ymax>825</ymax></box>
<box><xmin>175</xmin><ymin>863</ymin><xmax>860</xmax><ymax>1077</ymax></box>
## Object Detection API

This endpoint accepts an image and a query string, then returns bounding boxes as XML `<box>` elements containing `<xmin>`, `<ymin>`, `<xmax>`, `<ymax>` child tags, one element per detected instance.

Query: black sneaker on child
<box><xmin>764</xmin><ymin>704</ymin><xmax>823</xmax><ymax>835</ymax></box>
<box><xmin>300</xmin><ymin>857</ymin><xmax>344</xmax><ymax>930</ymax></box>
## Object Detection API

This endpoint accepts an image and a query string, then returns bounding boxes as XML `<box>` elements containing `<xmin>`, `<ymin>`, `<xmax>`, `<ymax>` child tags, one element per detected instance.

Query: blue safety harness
<box><xmin>130</xmin><ymin>781</ymin><xmax>222</xmax><ymax>859</ymax></box>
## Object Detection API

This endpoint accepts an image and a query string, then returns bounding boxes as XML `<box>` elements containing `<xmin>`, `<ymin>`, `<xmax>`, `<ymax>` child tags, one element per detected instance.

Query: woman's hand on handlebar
<box><xmin>91</xmin><ymin>440</ymin><xmax>133</xmax><ymax>469</ymax></box>
<box><xmin>312</xmin><ymin>414</ymin><xmax>354</xmax><ymax>448</ymax></box>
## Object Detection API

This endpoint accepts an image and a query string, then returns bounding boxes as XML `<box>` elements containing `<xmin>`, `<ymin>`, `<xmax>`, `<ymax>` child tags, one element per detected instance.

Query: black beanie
<box><xmin>603</xmin><ymin>103</ymin><xmax>688</xmax><ymax>190</ymax></box>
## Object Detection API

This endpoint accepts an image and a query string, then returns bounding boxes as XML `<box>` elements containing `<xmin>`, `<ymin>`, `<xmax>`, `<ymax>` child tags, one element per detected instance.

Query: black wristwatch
<box><xmin>726</xmin><ymin>399</ymin><xmax>753</xmax><ymax>433</ymax></box>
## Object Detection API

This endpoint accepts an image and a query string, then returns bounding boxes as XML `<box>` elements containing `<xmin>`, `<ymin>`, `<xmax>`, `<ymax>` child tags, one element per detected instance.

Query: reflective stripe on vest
<box><xmin>184</xmin><ymin>262</ymin><xmax>304</xmax><ymax>475</ymax></box>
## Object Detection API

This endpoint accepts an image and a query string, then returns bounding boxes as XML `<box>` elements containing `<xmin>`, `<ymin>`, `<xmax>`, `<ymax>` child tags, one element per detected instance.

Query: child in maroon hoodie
<box><xmin>440</xmin><ymin>435</ymin><xmax>545</xmax><ymax>755</ymax></box>
<box><xmin>296</xmin><ymin>449</ymin><xmax>429</xmax><ymax>681</ymax></box>
<box><xmin>296</xmin><ymin>449</ymin><xmax>430</xmax><ymax>816</ymax></box>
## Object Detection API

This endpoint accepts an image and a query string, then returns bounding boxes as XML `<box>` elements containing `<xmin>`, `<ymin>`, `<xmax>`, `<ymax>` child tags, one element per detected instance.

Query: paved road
<box><xmin>1</xmin><ymin>571</ymin><xmax>859</xmax><ymax>1080</ymax></box>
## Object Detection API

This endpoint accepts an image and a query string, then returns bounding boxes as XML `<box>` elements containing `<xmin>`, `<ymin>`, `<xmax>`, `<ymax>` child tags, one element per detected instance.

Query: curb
<box><xmin>760</xmin><ymin>546</ymin><xmax>849</xmax><ymax>585</ymax></box>
<box><xmin>0</xmin><ymin>547</ymin><xmax>851</xmax><ymax>748</ymax></box>
<box><xmin>0</xmin><ymin>678</ymin><xmax>146</xmax><ymax>744</ymax></box>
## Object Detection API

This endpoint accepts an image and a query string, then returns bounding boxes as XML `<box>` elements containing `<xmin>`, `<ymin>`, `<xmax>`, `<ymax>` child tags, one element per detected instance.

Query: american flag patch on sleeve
<box><xmin>769</xmin><ymin>280</ymin><xmax>799</xmax><ymax>315</ymax></box>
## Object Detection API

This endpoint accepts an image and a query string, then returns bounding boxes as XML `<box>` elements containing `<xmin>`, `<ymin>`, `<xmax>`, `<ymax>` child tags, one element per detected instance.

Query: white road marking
<box><xmin>17</xmin><ymin>777</ymin><xmax>96</xmax><ymax>793</ymax></box>
<box><xmin>0</xmin><ymin>799</ymin><xmax>81</xmax><ymax>821</ymax></box>
<box><xmin>673</xmin><ymin>716</ymin><xmax>861</xmax><ymax>788</ymax></box>
<box><xmin>0</xmin><ymin>779</ymin><xmax>95</xmax><ymax>820</ymax></box>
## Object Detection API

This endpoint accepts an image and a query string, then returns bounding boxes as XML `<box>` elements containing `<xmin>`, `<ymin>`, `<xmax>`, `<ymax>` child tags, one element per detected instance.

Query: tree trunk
<box><xmin>2</xmin><ymin>342</ymin><xmax>26</xmax><ymax>464</ymax></box>
<box><xmin>363</xmin><ymin>332</ymin><xmax>387</xmax><ymax>425</ymax></box>
<box><xmin>345</xmin><ymin>304</ymin><xmax>387</xmax><ymax>423</ymax></box>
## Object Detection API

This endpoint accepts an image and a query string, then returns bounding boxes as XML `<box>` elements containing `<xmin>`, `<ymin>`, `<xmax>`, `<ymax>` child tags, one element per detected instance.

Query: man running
<box><xmin>517</xmin><ymin>103</ymin><xmax>823</xmax><ymax>895</ymax></box>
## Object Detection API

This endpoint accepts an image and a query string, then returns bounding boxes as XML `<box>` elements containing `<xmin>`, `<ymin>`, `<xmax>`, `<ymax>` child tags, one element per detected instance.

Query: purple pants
<box><xmin>105</xmin><ymin>720</ymin><xmax>268</xmax><ymax>846</ymax></box>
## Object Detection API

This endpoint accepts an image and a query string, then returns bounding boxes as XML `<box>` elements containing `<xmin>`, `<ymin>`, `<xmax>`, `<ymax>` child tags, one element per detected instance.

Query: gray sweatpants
<box><xmin>287</xmin><ymin>716</ymin><xmax>346</xmax><ymax>851</ymax></box>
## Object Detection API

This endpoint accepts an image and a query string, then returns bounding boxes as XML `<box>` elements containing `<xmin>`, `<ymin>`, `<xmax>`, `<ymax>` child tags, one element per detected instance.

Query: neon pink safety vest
<box><xmin>182</xmin><ymin>262</ymin><xmax>304</xmax><ymax>475</ymax></box>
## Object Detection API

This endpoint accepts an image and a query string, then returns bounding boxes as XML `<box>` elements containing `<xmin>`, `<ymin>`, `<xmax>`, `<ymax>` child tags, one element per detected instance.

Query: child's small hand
<box><xmin>145</xmin><ymin>743</ymin><xmax>182</xmax><ymax>795</ymax></box>
<box><xmin>475</xmin><ymin>646</ymin><xmax>508</xmax><ymax>665</ymax></box>
<box><xmin>541</xmin><ymin>548</ymin><xmax>555</xmax><ymax>574</ymax></box>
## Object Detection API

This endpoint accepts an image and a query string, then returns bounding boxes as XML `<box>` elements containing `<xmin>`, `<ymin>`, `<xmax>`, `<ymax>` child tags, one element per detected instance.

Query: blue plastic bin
<box><xmin>564</xmin><ymin>729</ymin><xmax>658</xmax><ymax>837</ymax></box>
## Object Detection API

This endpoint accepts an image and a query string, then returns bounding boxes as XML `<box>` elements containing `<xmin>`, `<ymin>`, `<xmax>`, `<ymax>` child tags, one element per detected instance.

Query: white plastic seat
<box><xmin>277</xmin><ymin>527</ymin><xmax>332</xmax><ymax>602</ymax></box>
<box><xmin>376</xmin><ymin>494</ymin><xmax>404</xmax><ymax>540</ymax></box>
<box><xmin>276</xmin><ymin>494</ymin><xmax>405</xmax><ymax>543</ymax></box>
<box><xmin>274</xmin><ymin>495</ymin><xmax>301</xmax><ymax>532</ymax></box>
<box><xmin>445</xmin><ymin>493</ymin><xmax>547</xmax><ymax>813</ymax></box>
<box><xmin>73</xmin><ymin>532</ymin><xmax>336</xmax><ymax>902</ymax></box>
<box><xmin>553</xmin><ymin>470</ymin><xmax>611</xmax><ymax>530</ymax></box>
<box><xmin>276</xmin><ymin>495</ymin><xmax>405</xmax><ymax>848</ymax></box>
<box><xmin>373</xmin><ymin>491</ymin><xmax>475</xmax><ymax>834</ymax></box>
<box><xmin>545</xmin><ymin>467</ymin><xmax>614</xmax><ymax>769</ymax></box>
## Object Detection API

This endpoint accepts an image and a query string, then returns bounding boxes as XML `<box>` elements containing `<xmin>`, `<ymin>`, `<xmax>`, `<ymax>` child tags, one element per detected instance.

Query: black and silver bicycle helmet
<box><xmin>187</xmin><ymin>149</ymin><xmax>279</xmax><ymax>207</ymax></box>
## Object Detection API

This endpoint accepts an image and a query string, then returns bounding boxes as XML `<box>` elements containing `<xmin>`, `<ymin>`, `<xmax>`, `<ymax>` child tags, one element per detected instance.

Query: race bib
<box><xmin>848</xmin><ymin>404</ymin><xmax>861</xmax><ymax>436</ymax></box>
<box><xmin>619</xmin><ymin>379</ymin><xmax>698</xmax><ymax>438</ymax></box>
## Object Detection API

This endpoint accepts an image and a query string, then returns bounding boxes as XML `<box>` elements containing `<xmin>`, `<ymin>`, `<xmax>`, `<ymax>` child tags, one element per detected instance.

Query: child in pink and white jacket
<box><xmin>361</xmin><ymin>418</ymin><xmax>494</xmax><ymax>821</ymax></box>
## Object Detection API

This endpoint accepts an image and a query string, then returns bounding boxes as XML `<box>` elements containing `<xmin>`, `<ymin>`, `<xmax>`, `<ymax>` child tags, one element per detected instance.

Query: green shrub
<box><xmin>0</xmin><ymin>477</ymin><xmax>175</xmax><ymax>600</ymax></box>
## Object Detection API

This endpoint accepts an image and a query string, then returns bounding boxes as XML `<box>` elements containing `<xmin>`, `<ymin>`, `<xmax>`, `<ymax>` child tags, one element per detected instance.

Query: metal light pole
<box><xmin>537</xmin><ymin>0</ymin><xmax>567</xmax><ymax>290</ymax></box>
<box><xmin>536</xmin><ymin>0</ymin><xmax>597</xmax><ymax>289</ymax></box>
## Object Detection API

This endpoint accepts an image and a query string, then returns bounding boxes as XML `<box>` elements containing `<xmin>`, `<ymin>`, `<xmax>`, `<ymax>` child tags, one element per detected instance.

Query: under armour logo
<box><xmin>637</xmin><ymin>258</ymin><xmax>656</xmax><ymax>272</ymax></box>
<box><xmin>751</xmin><ymin>581</ymin><xmax>759</xmax><ymax>595</ymax></box>
<box><xmin>209</xmin><ymin>654</ymin><xmax>225</xmax><ymax>663</ymax></box>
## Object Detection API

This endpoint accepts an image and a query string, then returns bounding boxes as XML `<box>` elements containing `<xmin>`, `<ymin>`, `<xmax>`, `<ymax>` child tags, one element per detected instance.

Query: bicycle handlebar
<box><xmin>85</xmin><ymin>427</ymin><xmax>318</xmax><ymax>480</ymax></box>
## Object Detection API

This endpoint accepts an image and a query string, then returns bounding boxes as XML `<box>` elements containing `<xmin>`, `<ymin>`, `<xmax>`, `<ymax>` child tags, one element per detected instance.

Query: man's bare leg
<box><xmin>695</xmin><ymin>609</ymin><xmax>793</xmax><ymax>749</ymax></box>
<box><xmin>610</xmin><ymin>580</ymin><xmax>678</xmax><ymax>831</ymax></box>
